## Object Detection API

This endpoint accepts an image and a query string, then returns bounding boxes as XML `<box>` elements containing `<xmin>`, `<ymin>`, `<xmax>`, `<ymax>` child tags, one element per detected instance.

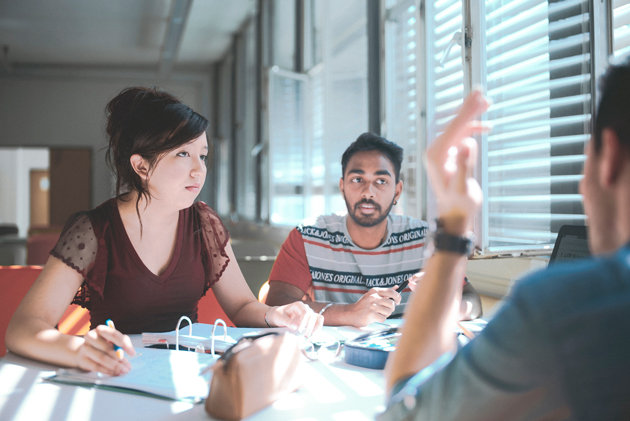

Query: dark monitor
<box><xmin>549</xmin><ymin>225</ymin><xmax>589</xmax><ymax>265</ymax></box>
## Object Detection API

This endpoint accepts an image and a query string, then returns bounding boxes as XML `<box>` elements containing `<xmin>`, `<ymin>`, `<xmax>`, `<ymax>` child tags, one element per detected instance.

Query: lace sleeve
<box><xmin>194</xmin><ymin>201</ymin><xmax>231</xmax><ymax>295</ymax></box>
<box><xmin>50</xmin><ymin>212</ymin><xmax>98</xmax><ymax>278</ymax></box>
<box><xmin>50</xmin><ymin>210</ymin><xmax>109</xmax><ymax>309</ymax></box>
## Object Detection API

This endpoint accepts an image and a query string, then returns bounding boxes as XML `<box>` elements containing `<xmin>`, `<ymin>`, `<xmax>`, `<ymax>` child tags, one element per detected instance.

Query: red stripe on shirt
<box><xmin>303</xmin><ymin>239</ymin><xmax>425</xmax><ymax>255</ymax></box>
<box><xmin>313</xmin><ymin>286</ymin><xmax>370</xmax><ymax>294</ymax></box>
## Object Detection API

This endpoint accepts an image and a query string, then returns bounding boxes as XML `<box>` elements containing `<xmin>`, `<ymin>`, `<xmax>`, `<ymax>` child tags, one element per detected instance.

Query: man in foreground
<box><xmin>381</xmin><ymin>61</ymin><xmax>630</xmax><ymax>419</ymax></box>
<box><xmin>265</xmin><ymin>133</ymin><xmax>481</xmax><ymax>327</ymax></box>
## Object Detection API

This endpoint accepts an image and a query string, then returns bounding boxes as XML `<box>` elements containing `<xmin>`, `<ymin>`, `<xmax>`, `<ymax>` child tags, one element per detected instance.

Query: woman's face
<box><xmin>145</xmin><ymin>132</ymin><xmax>209</xmax><ymax>209</ymax></box>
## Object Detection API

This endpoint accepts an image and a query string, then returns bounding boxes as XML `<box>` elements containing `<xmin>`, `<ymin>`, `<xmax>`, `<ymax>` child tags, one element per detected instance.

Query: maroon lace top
<box><xmin>50</xmin><ymin>199</ymin><xmax>230</xmax><ymax>333</ymax></box>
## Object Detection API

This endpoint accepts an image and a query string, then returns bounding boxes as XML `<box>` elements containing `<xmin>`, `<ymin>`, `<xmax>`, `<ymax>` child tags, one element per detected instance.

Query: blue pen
<box><xmin>105</xmin><ymin>319</ymin><xmax>124</xmax><ymax>360</ymax></box>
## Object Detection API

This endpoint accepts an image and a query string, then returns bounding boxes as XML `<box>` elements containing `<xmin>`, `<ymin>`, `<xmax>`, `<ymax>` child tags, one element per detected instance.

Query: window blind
<box><xmin>425</xmin><ymin>0</ymin><xmax>465</xmax><ymax>224</ymax></box>
<box><xmin>482</xmin><ymin>0</ymin><xmax>590</xmax><ymax>252</ymax></box>
<box><xmin>429</xmin><ymin>0</ymin><xmax>465</xmax><ymax>133</ymax></box>
<box><xmin>613</xmin><ymin>0</ymin><xmax>630</xmax><ymax>59</ymax></box>
<box><xmin>385</xmin><ymin>0</ymin><xmax>422</xmax><ymax>218</ymax></box>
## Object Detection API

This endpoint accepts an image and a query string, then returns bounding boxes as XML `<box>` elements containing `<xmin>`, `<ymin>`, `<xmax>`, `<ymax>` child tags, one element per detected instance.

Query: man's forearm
<box><xmin>386</xmin><ymin>250</ymin><xmax>467</xmax><ymax>391</ymax></box>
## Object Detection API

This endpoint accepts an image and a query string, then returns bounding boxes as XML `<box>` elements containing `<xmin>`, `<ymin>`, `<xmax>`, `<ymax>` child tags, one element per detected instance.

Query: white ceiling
<box><xmin>0</xmin><ymin>0</ymin><xmax>257</xmax><ymax>68</ymax></box>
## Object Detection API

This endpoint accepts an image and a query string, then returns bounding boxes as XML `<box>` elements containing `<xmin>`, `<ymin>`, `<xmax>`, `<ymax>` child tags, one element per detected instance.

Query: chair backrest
<box><xmin>258</xmin><ymin>280</ymin><xmax>270</xmax><ymax>303</ymax></box>
<box><xmin>197</xmin><ymin>288</ymin><xmax>235</xmax><ymax>327</ymax></box>
<box><xmin>0</xmin><ymin>265</ymin><xmax>42</xmax><ymax>357</ymax></box>
<box><xmin>58</xmin><ymin>304</ymin><xmax>91</xmax><ymax>336</ymax></box>
<box><xmin>0</xmin><ymin>265</ymin><xmax>91</xmax><ymax>357</ymax></box>
<box><xmin>26</xmin><ymin>233</ymin><xmax>60</xmax><ymax>265</ymax></box>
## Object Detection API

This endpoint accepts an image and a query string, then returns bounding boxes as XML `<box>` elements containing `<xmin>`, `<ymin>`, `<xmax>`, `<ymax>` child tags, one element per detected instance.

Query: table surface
<box><xmin>0</xmin><ymin>324</ymin><xmax>397</xmax><ymax>421</ymax></box>
<box><xmin>0</xmin><ymin>320</ymin><xmax>486</xmax><ymax>421</ymax></box>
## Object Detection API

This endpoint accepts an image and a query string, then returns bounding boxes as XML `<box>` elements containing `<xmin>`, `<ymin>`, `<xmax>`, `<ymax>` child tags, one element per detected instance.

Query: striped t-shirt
<box><xmin>269</xmin><ymin>213</ymin><xmax>429</xmax><ymax>314</ymax></box>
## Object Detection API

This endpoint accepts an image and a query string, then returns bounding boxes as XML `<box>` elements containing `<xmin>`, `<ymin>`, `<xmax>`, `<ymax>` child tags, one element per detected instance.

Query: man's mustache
<box><xmin>354</xmin><ymin>199</ymin><xmax>381</xmax><ymax>211</ymax></box>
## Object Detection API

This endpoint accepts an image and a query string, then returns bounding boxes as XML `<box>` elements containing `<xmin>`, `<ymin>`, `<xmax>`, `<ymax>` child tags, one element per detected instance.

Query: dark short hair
<box><xmin>594</xmin><ymin>57</ymin><xmax>630</xmax><ymax>153</ymax></box>
<box><xmin>341</xmin><ymin>133</ymin><xmax>404</xmax><ymax>182</ymax></box>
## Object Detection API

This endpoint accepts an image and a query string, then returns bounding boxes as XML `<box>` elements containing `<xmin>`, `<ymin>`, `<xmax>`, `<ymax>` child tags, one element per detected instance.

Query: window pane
<box><xmin>483</xmin><ymin>0</ymin><xmax>589</xmax><ymax>251</ymax></box>
<box><xmin>385</xmin><ymin>1</ymin><xmax>422</xmax><ymax>218</ymax></box>
<box><xmin>304</xmin><ymin>0</ymin><xmax>325</xmax><ymax>70</ymax></box>
<box><xmin>425</xmin><ymin>0</ymin><xmax>465</xmax><ymax>224</ymax></box>
<box><xmin>272</xmin><ymin>0</ymin><xmax>296</xmax><ymax>69</ymax></box>
<box><xmin>428</xmin><ymin>0</ymin><xmax>465</xmax><ymax>134</ymax></box>
<box><xmin>268</xmin><ymin>70</ymin><xmax>307</xmax><ymax>225</ymax></box>
<box><xmin>268</xmin><ymin>0</ymin><xmax>369</xmax><ymax>225</ymax></box>
<box><xmin>322</xmin><ymin>0</ymin><xmax>369</xmax><ymax>214</ymax></box>
<box><xmin>613</xmin><ymin>0</ymin><xmax>630</xmax><ymax>59</ymax></box>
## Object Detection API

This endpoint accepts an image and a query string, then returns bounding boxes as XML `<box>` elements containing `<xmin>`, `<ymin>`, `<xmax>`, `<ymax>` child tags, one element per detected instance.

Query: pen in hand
<box><xmin>395</xmin><ymin>280</ymin><xmax>410</xmax><ymax>292</ymax></box>
<box><xmin>387</xmin><ymin>279</ymin><xmax>411</xmax><ymax>303</ymax></box>
<box><xmin>105</xmin><ymin>319</ymin><xmax>125</xmax><ymax>360</ymax></box>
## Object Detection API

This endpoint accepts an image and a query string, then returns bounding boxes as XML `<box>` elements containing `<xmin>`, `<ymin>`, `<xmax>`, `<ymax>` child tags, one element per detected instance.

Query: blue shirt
<box><xmin>378</xmin><ymin>243</ymin><xmax>630</xmax><ymax>421</ymax></box>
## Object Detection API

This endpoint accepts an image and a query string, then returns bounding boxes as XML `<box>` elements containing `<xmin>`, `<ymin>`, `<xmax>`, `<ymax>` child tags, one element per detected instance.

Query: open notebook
<box><xmin>45</xmin><ymin>347</ymin><xmax>219</xmax><ymax>402</ymax></box>
<box><xmin>46</xmin><ymin>319</ymin><xmax>281</xmax><ymax>402</ymax></box>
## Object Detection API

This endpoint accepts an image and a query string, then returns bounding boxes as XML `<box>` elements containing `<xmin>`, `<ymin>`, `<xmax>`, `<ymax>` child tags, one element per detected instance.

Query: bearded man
<box><xmin>265</xmin><ymin>133</ymin><xmax>482</xmax><ymax>327</ymax></box>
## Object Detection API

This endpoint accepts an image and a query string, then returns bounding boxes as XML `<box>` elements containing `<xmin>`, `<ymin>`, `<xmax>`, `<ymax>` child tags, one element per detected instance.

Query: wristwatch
<box><xmin>433</xmin><ymin>219</ymin><xmax>473</xmax><ymax>255</ymax></box>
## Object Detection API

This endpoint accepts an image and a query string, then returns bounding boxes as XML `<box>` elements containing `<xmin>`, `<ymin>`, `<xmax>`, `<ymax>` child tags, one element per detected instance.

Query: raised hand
<box><xmin>425</xmin><ymin>89</ymin><xmax>491</xmax><ymax>235</ymax></box>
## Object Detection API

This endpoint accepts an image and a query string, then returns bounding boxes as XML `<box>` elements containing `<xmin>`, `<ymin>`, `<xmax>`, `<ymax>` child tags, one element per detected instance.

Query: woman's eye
<box><xmin>200</xmin><ymin>155</ymin><xmax>208</xmax><ymax>163</ymax></box>
<box><xmin>177</xmin><ymin>151</ymin><xmax>189</xmax><ymax>157</ymax></box>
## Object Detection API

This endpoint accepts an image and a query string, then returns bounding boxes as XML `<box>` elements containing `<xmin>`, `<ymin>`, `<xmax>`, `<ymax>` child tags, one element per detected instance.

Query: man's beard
<box><xmin>345</xmin><ymin>197</ymin><xmax>395</xmax><ymax>228</ymax></box>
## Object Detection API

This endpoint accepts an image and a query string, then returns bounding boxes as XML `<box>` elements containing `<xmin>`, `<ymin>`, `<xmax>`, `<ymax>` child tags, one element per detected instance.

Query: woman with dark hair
<box><xmin>6</xmin><ymin>87</ymin><xmax>322</xmax><ymax>375</ymax></box>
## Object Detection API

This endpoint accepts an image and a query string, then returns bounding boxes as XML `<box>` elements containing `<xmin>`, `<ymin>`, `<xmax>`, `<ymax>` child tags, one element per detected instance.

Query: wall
<box><xmin>0</xmin><ymin>147</ymin><xmax>49</xmax><ymax>236</ymax></box>
<box><xmin>0</xmin><ymin>67</ymin><xmax>212</xmax><ymax>215</ymax></box>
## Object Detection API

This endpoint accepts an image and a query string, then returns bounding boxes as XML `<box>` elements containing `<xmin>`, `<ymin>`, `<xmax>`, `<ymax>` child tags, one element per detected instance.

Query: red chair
<box><xmin>0</xmin><ymin>265</ymin><xmax>42</xmax><ymax>357</ymax></box>
<box><xmin>197</xmin><ymin>288</ymin><xmax>234</xmax><ymax>327</ymax></box>
<box><xmin>0</xmin><ymin>266</ymin><xmax>90</xmax><ymax>357</ymax></box>
<box><xmin>26</xmin><ymin>233</ymin><xmax>61</xmax><ymax>266</ymax></box>
<box><xmin>57</xmin><ymin>304</ymin><xmax>91</xmax><ymax>336</ymax></box>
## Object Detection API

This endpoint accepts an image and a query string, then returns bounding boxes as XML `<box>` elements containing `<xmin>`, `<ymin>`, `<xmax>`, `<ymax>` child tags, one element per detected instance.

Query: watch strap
<box><xmin>434</xmin><ymin>230</ymin><xmax>473</xmax><ymax>255</ymax></box>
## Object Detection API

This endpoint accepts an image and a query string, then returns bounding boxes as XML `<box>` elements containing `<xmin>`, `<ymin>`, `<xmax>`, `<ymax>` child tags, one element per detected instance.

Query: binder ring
<box><xmin>175</xmin><ymin>315</ymin><xmax>193</xmax><ymax>351</ymax></box>
<box><xmin>211</xmin><ymin>319</ymin><xmax>227</xmax><ymax>356</ymax></box>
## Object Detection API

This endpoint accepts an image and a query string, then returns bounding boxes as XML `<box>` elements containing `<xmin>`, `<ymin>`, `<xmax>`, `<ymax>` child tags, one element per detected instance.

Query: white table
<box><xmin>0</xmin><ymin>326</ymin><xmax>392</xmax><ymax>421</ymax></box>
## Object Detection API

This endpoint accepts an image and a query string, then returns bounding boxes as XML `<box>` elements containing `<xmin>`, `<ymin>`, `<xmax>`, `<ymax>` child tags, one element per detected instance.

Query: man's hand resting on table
<box><xmin>346</xmin><ymin>287</ymin><xmax>402</xmax><ymax>327</ymax></box>
<box><xmin>265</xmin><ymin>281</ymin><xmax>402</xmax><ymax>328</ymax></box>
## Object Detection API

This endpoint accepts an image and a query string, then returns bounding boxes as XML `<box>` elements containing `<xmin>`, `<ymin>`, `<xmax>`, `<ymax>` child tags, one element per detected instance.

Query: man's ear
<box><xmin>394</xmin><ymin>179</ymin><xmax>403</xmax><ymax>203</ymax></box>
<box><xmin>130</xmin><ymin>154</ymin><xmax>149</xmax><ymax>180</ymax></box>
<box><xmin>600</xmin><ymin>128</ymin><xmax>624</xmax><ymax>187</ymax></box>
<box><xmin>339</xmin><ymin>177</ymin><xmax>345</xmax><ymax>196</ymax></box>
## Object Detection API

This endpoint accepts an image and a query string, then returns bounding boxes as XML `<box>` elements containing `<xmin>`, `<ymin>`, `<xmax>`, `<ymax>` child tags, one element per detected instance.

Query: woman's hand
<box><xmin>425</xmin><ymin>89</ymin><xmax>491</xmax><ymax>235</ymax></box>
<box><xmin>267</xmin><ymin>302</ymin><xmax>324</xmax><ymax>338</ymax></box>
<box><xmin>76</xmin><ymin>324</ymin><xmax>135</xmax><ymax>375</ymax></box>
